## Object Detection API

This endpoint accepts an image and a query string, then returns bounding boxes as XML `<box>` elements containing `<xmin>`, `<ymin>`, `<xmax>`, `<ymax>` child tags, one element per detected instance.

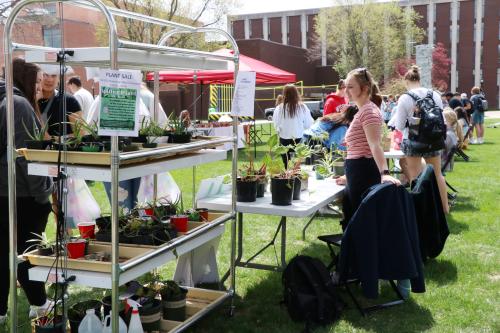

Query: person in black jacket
<box><xmin>337</xmin><ymin>183</ymin><xmax>425</xmax><ymax>299</ymax></box>
<box><xmin>0</xmin><ymin>59</ymin><xmax>54</xmax><ymax>323</ymax></box>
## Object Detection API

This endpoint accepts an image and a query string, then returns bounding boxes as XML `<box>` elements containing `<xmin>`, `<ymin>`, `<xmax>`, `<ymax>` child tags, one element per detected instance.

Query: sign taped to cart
<box><xmin>98</xmin><ymin>69</ymin><xmax>141</xmax><ymax>136</ymax></box>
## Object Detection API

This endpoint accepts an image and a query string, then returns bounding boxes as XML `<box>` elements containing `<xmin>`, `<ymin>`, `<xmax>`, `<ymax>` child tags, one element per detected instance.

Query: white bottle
<box><xmin>102</xmin><ymin>314</ymin><xmax>127</xmax><ymax>333</ymax></box>
<box><xmin>127</xmin><ymin>299</ymin><xmax>143</xmax><ymax>333</ymax></box>
<box><xmin>78</xmin><ymin>309</ymin><xmax>103</xmax><ymax>333</ymax></box>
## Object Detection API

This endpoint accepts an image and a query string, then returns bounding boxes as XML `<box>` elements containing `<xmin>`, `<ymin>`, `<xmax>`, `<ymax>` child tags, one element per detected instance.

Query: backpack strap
<box><xmin>404</xmin><ymin>91</ymin><xmax>420</xmax><ymax>102</ymax></box>
<box><xmin>296</xmin><ymin>258</ymin><xmax>327</xmax><ymax>322</ymax></box>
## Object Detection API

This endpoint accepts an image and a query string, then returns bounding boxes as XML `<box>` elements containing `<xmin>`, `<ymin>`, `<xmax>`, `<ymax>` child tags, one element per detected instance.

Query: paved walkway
<box><xmin>485</xmin><ymin>111</ymin><xmax>500</xmax><ymax>119</ymax></box>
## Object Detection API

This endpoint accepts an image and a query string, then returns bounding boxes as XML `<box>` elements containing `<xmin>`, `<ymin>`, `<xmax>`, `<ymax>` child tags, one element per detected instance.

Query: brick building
<box><xmin>228</xmin><ymin>0</ymin><xmax>500</xmax><ymax>108</ymax></box>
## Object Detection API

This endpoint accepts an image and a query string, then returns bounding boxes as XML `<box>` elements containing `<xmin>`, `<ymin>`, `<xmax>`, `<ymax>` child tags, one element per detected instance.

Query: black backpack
<box><xmin>471</xmin><ymin>94</ymin><xmax>488</xmax><ymax>113</ymax></box>
<box><xmin>282</xmin><ymin>255</ymin><xmax>342</xmax><ymax>332</ymax></box>
<box><xmin>405</xmin><ymin>90</ymin><xmax>446</xmax><ymax>153</ymax></box>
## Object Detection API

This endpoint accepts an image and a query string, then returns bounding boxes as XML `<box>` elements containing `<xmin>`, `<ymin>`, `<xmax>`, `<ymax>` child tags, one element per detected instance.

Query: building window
<box><xmin>43</xmin><ymin>27</ymin><xmax>61</xmax><ymax>48</ymax></box>
<box><xmin>44</xmin><ymin>3</ymin><xmax>56</xmax><ymax>15</ymax></box>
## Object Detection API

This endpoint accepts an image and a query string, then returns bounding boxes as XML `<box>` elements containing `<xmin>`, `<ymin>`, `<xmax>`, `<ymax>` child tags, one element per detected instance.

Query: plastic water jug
<box><xmin>102</xmin><ymin>314</ymin><xmax>127</xmax><ymax>333</ymax></box>
<box><xmin>78</xmin><ymin>309</ymin><xmax>103</xmax><ymax>333</ymax></box>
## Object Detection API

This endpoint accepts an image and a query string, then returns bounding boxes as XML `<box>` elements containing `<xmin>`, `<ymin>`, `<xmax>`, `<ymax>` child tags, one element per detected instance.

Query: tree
<box><xmin>432</xmin><ymin>42</ymin><xmax>451</xmax><ymax>91</ymax></box>
<box><xmin>96</xmin><ymin>0</ymin><xmax>239</xmax><ymax>49</ymax></box>
<box><xmin>309</xmin><ymin>0</ymin><xmax>424</xmax><ymax>84</ymax></box>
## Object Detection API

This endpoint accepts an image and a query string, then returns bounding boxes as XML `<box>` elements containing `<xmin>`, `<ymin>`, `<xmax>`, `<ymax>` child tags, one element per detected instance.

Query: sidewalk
<box><xmin>485</xmin><ymin>111</ymin><xmax>500</xmax><ymax>119</ymax></box>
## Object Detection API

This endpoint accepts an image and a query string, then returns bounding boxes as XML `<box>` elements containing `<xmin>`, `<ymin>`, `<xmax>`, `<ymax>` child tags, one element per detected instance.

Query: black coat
<box><xmin>410</xmin><ymin>165</ymin><xmax>449</xmax><ymax>260</ymax></box>
<box><xmin>337</xmin><ymin>183</ymin><xmax>425</xmax><ymax>299</ymax></box>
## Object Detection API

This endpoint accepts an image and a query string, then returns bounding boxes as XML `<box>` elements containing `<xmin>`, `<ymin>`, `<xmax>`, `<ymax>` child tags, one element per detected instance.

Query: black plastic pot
<box><xmin>122</xmin><ymin>144</ymin><xmax>139</xmax><ymax>152</ymax></box>
<box><xmin>162</xmin><ymin>288</ymin><xmax>188</xmax><ymax>321</ymax></box>
<box><xmin>236</xmin><ymin>178</ymin><xmax>257</xmax><ymax>202</ymax></box>
<box><xmin>131</xmin><ymin>134</ymin><xmax>148</xmax><ymax>143</ymax></box>
<box><xmin>25</xmin><ymin>140</ymin><xmax>52</xmax><ymax>150</ymax></box>
<box><xmin>270</xmin><ymin>177</ymin><xmax>294</xmax><ymax>206</ymax></box>
<box><xmin>139</xmin><ymin>298</ymin><xmax>162</xmax><ymax>331</ymax></box>
<box><xmin>95</xmin><ymin>230</ymin><xmax>111</xmax><ymax>242</ymax></box>
<box><xmin>333</xmin><ymin>161</ymin><xmax>345</xmax><ymax>176</ymax></box>
<box><xmin>103</xmin><ymin>140</ymin><xmax>124</xmax><ymax>151</ymax></box>
<box><xmin>169</xmin><ymin>133</ymin><xmax>191</xmax><ymax>143</ymax></box>
<box><xmin>293</xmin><ymin>177</ymin><xmax>301</xmax><ymax>200</ymax></box>
<box><xmin>96</xmin><ymin>216</ymin><xmax>111</xmax><ymax>231</ymax></box>
<box><xmin>37</xmin><ymin>247</ymin><xmax>53</xmax><ymax>256</ymax></box>
<box><xmin>256</xmin><ymin>181</ymin><xmax>266</xmax><ymax>198</ymax></box>
<box><xmin>142</xmin><ymin>142</ymin><xmax>158</xmax><ymax>148</ymax></box>
<box><xmin>102</xmin><ymin>296</ymin><xmax>126</xmax><ymax>318</ymax></box>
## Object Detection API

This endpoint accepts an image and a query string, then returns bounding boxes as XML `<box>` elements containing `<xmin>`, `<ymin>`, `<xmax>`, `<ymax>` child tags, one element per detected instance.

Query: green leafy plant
<box><xmin>22</xmin><ymin>118</ymin><xmax>50</xmax><ymax>141</ymax></box>
<box><xmin>24</xmin><ymin>232</ymin><xmax>54</xmax><ymax>253</ymax></box>
<box><xmin>139</xmin><ymin>119</ymin><xmax>164</xmax><ymax>144</ymax></box>
<box><xmin>315</xmin><ymin>147</ymin><xmax>334</xmax><ymax>177</ymax></box>
<box><xmin>166</xmin><ymin>112</ymin><xmax>188</xmax><ymax>135</ymax></box>
<box><xmin>79</xmin><ymin>119</ymin><xmax>100</xmax><ymax>141</ymax></box>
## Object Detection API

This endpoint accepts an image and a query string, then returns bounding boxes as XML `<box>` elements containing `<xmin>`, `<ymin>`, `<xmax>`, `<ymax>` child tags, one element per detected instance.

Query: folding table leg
<box><xmin>302</xmin><ymin>212</ymin><xmax>318</xmax><ymax>241</ymax></box>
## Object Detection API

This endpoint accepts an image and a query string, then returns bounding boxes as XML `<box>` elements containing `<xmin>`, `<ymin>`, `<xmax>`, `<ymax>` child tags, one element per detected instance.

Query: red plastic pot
<box><xmin>77</xmin><ymin>222</ymin><xmax>96</xmax><ymax>239</ymax></box>
<box><xmin>144</xmin><ymin>208</ymin><xmax>155</xmax><ymax>216</ymax></box>
<box><xmin>196</xmin><ymin>208</ymin><xmax>209</xmax><ymax>221</ymax></box>
<box><xmin>171</xmin><ymin>215</ymin><xmax>189</xmax><ymax>232</ymax></box>
<box><xmin>67</xmin><ymin>240</ymin><xmax>87</xmax><ymax>259</ymax></box>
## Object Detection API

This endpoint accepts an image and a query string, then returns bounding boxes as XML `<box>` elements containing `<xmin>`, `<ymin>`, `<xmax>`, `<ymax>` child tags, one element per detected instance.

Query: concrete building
<box><xmin>228</xmin><ymin>0</ymin><xmax>500</xmax><ymax>108</ymax></box>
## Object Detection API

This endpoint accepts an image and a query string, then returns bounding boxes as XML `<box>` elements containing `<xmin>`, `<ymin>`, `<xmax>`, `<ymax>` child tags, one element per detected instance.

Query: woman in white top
<box><xmin>389</xmin><ymin>65</ymin><xmax>449</xmax><ymax>213</ymax></box>
<box><xmin>273</xmin><ymin>84</ymin><xmax>314</xmax><ymax>166</ymax></box>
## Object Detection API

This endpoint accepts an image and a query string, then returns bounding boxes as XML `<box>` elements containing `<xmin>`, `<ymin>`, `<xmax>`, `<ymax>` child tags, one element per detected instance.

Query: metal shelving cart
<box><xmin>3</xmin><ymin>0</ymin><xmax>239</xmax><ymax>331</ymax></box>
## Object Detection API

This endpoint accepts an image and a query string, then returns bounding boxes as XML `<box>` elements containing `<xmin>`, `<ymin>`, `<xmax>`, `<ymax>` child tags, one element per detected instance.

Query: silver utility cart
<box><xmin>3</xmin><ymin>0</ymin><xmax>239</xmax><ymax>331</ymax></box>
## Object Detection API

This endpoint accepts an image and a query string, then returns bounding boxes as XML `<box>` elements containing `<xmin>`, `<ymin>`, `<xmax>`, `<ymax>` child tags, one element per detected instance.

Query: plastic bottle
<box><xmin>102</xmin><ymin>314</ymin><xmax>127</xmax><ymax>333</ymax></box>
<box><xmin>127</xmin><ymin>299</ymin><xmax>143</xmax><ymax>333</ymax></box>
<box><xmin>78</xmin><ymin>309</ymin><xmax>103</xmax><ymax>333</ymax></box>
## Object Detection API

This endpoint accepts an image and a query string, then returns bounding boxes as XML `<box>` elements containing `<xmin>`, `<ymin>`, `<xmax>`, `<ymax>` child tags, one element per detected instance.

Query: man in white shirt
<box><xmin>67</xmin><ymin>76</ymin><xmax>94</xmax><ymax>121</ymax></box>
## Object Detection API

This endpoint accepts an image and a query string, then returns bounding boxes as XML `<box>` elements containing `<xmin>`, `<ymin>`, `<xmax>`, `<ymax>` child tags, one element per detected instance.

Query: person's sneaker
<box><xmin>478</xmin><ymin>137</ymin><xmax>484</xmax><ymax>144</ymax></box>
<box><xmin>29</xmin><ymin>299</ymin><xmax>55</xmax><ymax>318</ymax></box>
<box><xmin>0</xmin><ymin>314</ymin><xmax>7</xmax><ymax>325</ymax></box>
<box><xmin>396</xmin><ymin>279</ymin><xmax>411</xmax><ymax>300</ymax></box>
<box><xmin>469</xmin><ymin>138</ymin><xmax>477</xmax><ymax>144</ymax></box>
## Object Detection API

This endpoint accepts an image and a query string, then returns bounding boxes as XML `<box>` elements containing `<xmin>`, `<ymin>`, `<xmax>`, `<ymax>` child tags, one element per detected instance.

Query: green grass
<box><xmin>7</xmin><ymin>120</ymin><xmax>500</xmax><ymax>332</ymax></box>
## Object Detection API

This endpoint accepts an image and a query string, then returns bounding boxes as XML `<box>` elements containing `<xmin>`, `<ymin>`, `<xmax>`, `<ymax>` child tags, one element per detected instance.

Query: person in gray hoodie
<box><xmin>0</xmin><ymin>58</ymin><xmax>54</xmax><ymax>323</ymax></box>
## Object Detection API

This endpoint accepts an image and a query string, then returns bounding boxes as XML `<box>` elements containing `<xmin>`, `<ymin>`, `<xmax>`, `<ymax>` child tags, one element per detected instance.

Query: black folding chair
<box><xmin>441</xmin><ymin>146</ymin><xmax>458</xmax><ymax>203</ymax></box>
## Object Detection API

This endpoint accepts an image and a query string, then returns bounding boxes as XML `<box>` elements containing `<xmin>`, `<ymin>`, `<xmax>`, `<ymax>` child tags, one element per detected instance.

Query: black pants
<box><xmin>0</xmin><ymin>196</ymin><xmax>51</xmax><ymax>315</ymax></box>
<box><xmin>279</xmin><ymin>138</ymin><xmax>300</xmax><ymax>168</ymax></box>
<box><xmin>342</xmin><ymin>158</ymin><xmax>381</xmax><ymax>229</ymax></box>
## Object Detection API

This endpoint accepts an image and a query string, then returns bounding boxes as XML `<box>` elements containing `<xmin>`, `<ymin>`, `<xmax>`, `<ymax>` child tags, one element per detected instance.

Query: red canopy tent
<box><xmin>146</xmin><ymin>48</ymin><xmax>296</xmax><ymax>84</ymax></box>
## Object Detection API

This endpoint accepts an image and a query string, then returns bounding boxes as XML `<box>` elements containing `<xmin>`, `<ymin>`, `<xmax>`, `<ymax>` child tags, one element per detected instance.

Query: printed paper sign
<box><xmin>231</xmin><ymin>71</ymin><xmax>256</xmax><ymax>117</ymax></box>
<box><xmin>98</xmin><ymin>69</ymin><xmax>141</xmax><ymax>136</ymax></box>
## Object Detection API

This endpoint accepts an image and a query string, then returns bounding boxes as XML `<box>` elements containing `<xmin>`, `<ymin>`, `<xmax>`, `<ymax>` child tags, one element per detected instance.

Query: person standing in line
<box><xmin>335</xmin><ymin>68</ymin><xmax>400</xmax><ymax>225</ymax></box>
<box><xmin>67</xmin><ymin>76</ymin><xmax>94</xmax><ymax>121</ymax></box>
<box><xmin>389</xmin><ymin>65</ymin><xmax>449</xmax><ymax>213</ymax></box>
<box><xmin>0</xmin><ymin>59</ymin><xmax>54</xmax><ymax>324</ymax></box>
<box><xmin>38</xmin><ymin>65</ymin><xmax>82</xmax><ymax>136</ymax></box>
<box><xmin>273</xmin><ymin>84</ymin><xmax>314</xmax><ymax>167</ymax></box>
<box><xmin>323</xmin><ymin>79</ymin><xmax>348</xmax><ymax>116</ymax></box>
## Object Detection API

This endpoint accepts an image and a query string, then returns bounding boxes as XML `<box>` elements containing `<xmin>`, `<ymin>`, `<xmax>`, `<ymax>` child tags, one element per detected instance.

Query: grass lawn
<box><xmin>7</xmin><ymin>119</ymin><xmax>500</xmax><ymax>332</ymax></box>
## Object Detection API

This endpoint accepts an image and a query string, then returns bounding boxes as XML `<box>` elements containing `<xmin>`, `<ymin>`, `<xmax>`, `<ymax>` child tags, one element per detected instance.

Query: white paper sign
<box><xmin>231</xmin><ymin>71</ymin><xmax>256</xmax><ymax>117</ymax></box>
<box><xmin>98</xmin><ymin>69</ymin><xmax>141</xmax><ymax>136</ymax></box>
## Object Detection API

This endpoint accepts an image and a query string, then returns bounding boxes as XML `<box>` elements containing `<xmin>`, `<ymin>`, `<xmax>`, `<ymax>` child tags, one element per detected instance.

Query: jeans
<box><xmin>103</xmin><ymin>178</ymin><xmax>141</xmax><ymax>213</ymax></box>
<box><xmin>0</xmin><ymin>196</ymin><xmax>51</xmax><ymax>315</ymax></box>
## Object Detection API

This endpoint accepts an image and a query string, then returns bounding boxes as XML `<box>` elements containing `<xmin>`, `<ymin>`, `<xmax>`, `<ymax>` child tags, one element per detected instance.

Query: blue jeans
<box><xmin>103</xmin><ymin>178</ymin><xmax>141</xmax><ymax>213</ymax></box>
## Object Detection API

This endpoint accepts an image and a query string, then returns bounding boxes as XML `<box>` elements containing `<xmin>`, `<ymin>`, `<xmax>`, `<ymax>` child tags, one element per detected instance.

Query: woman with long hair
<box><xmin>0</xmin><ymin>58</ymin><xmax>54</xmax><ymax>323</ymax></box>
<box><xmin>336</xmin><ymin>68</ymin><xmax>400</xmax><ymax>224</ymax></box>
<box><xmin>273</xmin><ymin>84</ymin><xmax>314</xmax><ymax>166</ymax></box>
<box><xmin>389</xmin><ymin>65</ymin><xmax>448</xmax><ymax>213</ymax></box>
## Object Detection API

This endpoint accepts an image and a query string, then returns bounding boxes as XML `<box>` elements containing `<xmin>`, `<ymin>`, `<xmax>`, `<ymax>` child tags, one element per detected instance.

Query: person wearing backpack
<box><xmin>470</xmin><ymin>86</ymin><xmax>486</xmax><ymax>144</ymax></box>
<box><xmin>389</xmin><ymin>65</ymin><xmax>449</xmax><ymax>213</ymax></box>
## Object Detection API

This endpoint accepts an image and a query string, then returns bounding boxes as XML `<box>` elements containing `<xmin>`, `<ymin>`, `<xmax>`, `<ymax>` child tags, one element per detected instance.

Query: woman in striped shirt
<box><xmin>336</xmin><ymin>68</ymin><xmax>400</xmax><ymax>224</ymax></box>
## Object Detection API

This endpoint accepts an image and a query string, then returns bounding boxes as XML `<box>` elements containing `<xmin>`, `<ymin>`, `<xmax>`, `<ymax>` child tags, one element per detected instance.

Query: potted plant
<box><xmin>131</xmin><ymin>285</ymin><xmax>162</xmax><ymax>332</ymax></box>
<box><xmin>314</xmin><ymin>147</ymin><xmax>334</xmax><ymax>180</ymax></box>
<box><xmin>255</xmin><ymin>163</ymin><xmax>267</xmax><ymax>198</ymax></box>
<box><xmin>159</xmin><ymin>280</ymin><xmax>188</xmax><ymax>322</ymax></box>
<box><xmin>331</xmin><ymin>145</ymin><xmax>346</xmax><ymax>177</ymax></box>
<box><xmin>236</xmin><ymin>161</ymin><xmax>258</xmax><ymax>202</ymax></box>
<box><xmin>33</xmin><ymin>313</ymin><xmax>65</xmax><ymax>333</ymax></box>
<box><xmin>264</xmin><ymin>134</ymin><xmax>298</xmax><ymax>206</ymax></box>
<box><xmin>170</xmin><ymin>195</ymin><xmax>189</xmax><ymax>233</ymax></box>
<box><xmin>166</xmin><ymin>113</ymin><xmax>191</xmax><ymax>143</ymax></box>
<box><xmin>299</xmin><ymin>170</ymin><xmax>309</xmax><ymax>192</ymax></box>
<box><xmin>25</xmin><ymin>232</ymin><xmax>54</xmax><ymax>256</ymax></box>
<box><xmin>22</xmin><ymin>118</ymin><xmax>52</xmax><ymax>150</ymax></box>
<box><xmin>289</xmin><ymin>143</ymin><xmax>313</xmax><ymax>200</ymax></box>
<box><xmin>78</xmin><ymin>119</ymin><xmax>104</xmax><ymax>151</ymax></box>
<box><xmin>139</xmin><ymin>119</ymin><xmax>164</xmax><ymax>148</ymax></box>
<box><xmin>381</xmin><ymin>123</ymin><xmax>392</xmax><ymax>152</ymax></box>
<box><xmin>68</xmin><ymin>299</ymin><xmax>102</xmax><ymax>333</ymax></box>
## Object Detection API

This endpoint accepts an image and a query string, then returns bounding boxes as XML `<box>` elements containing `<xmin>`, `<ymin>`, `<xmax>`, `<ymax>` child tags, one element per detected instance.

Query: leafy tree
<box><xmin>432</xmin><ymin>42</ymin><xmax>451</xmax><ymax>91</ymax></box>
<box><xmin>96</xmin><ymin>0</ymin><xmax>239</xmax><ymax>49</ymax></box>
<box><xmin>309</xmin><ymin>0</ymin><xmax>424</xmax><ymax>83</ymax></box>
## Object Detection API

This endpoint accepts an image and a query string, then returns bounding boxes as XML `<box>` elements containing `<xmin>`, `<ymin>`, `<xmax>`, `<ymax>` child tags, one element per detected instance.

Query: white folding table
<box><xmin>197</xmin><ymin>178</ymin><xmax>344</xmax><ymax>278</ymax></box>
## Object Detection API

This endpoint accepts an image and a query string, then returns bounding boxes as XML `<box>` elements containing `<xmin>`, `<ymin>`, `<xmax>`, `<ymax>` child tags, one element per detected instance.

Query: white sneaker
<box><xmin>478</xmin><ymin>137</ymin><xmax>484</xmax><ymax>144</ymax></box>
<box><xmin>0</xmin><ymin>314</ymin><xmax>7</xmax><ymax>325</ymax></box>
<box><xmin>29</xmin><ymin>300</ymin><xmax>55</xmax><ymax>318</ymax></box>
<box><xmin>469</xmin><ymin>138</ymin><xmax>477</xmax><ymax>144</ymax></box>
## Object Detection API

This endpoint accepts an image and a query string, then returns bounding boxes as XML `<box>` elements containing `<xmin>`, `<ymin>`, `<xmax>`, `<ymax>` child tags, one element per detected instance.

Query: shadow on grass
<box><xmin>446</xmin><ymin>214</ymin><xmax>469</xmax><ymax>234</ymax></box>
<box><xmin>424</xmin><ymin>258</ymin><xmax>458</xmax><ymax>285</ymax></box>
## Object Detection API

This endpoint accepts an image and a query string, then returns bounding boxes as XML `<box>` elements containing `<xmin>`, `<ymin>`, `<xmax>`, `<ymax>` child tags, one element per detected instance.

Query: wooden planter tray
<box><xmin>160</xmin><ymin>288</ymin><xmax>227</xmax><ymax>333</ymax></box>
<box><xmin>17</xmin><ymin>136</ymin><xmax>226</xmax><ymax>166</ymax></box>
<box><xmin>22</xmin><ymin>243</ymin><xmax>153</xmax><ymax>273</ymax></box>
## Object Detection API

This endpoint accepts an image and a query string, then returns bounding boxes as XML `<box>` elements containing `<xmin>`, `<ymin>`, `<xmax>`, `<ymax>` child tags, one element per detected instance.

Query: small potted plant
<box><xmin>159</xmin><ymin>280</ymin><xmax>188</xmax><ymax>322</ymax></box>
<box><xmin>331</xmin><ymin>145</ymin><xmax>346</xmax><ymax>177</ymax></box>
<box><xmin>166</xmin><ymin>113</ymin><xmax>191</xmax><ymax>143</ymax></box>
<box><xmin>25</xmin><ymin>232</ymin><xmax>54</xmax><ymax>256</ymax></box>
<box><xmin>139</xmin><ymin>119</ymin><xmax>164</xmax><ymax>148</ymax></box>
<box><xmin>315</xmin><ymin>147</ymin><xmax>334</xmax><ymax>180</ymax></box>
<box><xmin>22</xmin><ymin>118</ymin><xmax>51</xmax><ymax>150</ymax></box>
<box><xmin>381</xmin><ymin>123</ymin><xmax>392</xmax><ymax>152</ymax></box>
<box><xmin>131</xmin><ymin>284</ymin><xmax>162</xmax><ymax>332</ymax></box>
<box><xmin>289</xmin><ymin>143</ymin><xmax>313</xmax><ymax>200</ymax></box>
<box><xmin>236</xmin><ymin>161</ymin><xmax>258</xmax><ymax>202</ymax></box>
<box><xmin>169</xmin><ymin>195</ymin><xmax>189</xmax><ymax>233</ymax></box>
<box><xmin>33</xmin><ymin>312</ymin><xmax>65</xmax><ymax>333</ymax></box>
<box><xmin>255</xmin><ymin>163</ymin><xmax>267</xmax><ymax>198</ymax></box>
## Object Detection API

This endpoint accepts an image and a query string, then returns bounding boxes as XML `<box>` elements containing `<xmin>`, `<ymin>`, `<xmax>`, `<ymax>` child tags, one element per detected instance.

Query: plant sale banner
<box><xmin>98</xmin><ymin>69</ymin><xmax>141</xmax><ymax>136</ymax></box>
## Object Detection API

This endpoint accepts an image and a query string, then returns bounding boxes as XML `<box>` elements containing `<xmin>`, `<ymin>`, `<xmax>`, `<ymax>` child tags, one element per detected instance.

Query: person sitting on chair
<box><xmin>441</xmin><ymin>108</ymin><xmax>463</xmax><ymax>172</ymax></box>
